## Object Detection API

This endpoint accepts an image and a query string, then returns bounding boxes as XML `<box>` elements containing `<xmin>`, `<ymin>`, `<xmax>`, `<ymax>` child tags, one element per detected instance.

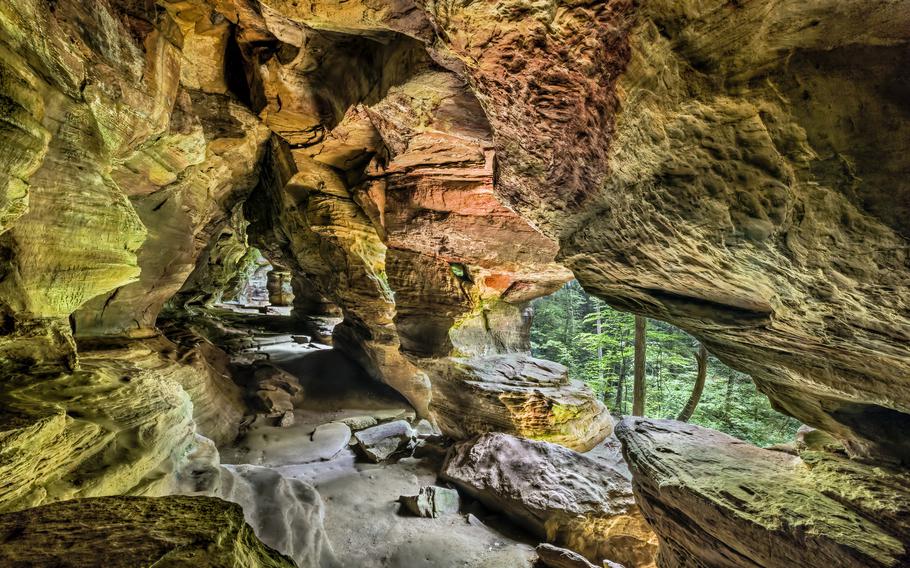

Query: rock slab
<box><xmin>0</xmin><ymin>496</ymin><xmax>294</xmax><ymax>567</ymax></box>
<box><xmin>353</xmin><ymin>419</ymin><xmax>415</xmax><ymax>462</ymax></box>
<box><xmin>615</xmin><ymin>417</ymin><xmax>908</xmax><ymax>568</ymax></box>
<box><xmin>441</xmin><ymin>433</ymin><xmax>657</xmax><ymax>567</ymax></box>
<box><xmin>537</xmin><ymin>543</ymin><xmax>602</xmax><ymax>568</ymax></box>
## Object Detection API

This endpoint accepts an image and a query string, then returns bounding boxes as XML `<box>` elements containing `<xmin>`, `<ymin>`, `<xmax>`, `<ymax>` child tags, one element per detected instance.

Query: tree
<box><xmin>632</xmin><ymin>315</ymin><xmax>647</xmax><ymax>416</ymax></box>
<box><xmin>676</xmin><ymin>343</ymin><xmax>708</xmax><ymax>422</ymax></box>
<box><xmin>530</xmin><ymin>282</ymin><xmax>801</xmax><ymax>446</ymax></box>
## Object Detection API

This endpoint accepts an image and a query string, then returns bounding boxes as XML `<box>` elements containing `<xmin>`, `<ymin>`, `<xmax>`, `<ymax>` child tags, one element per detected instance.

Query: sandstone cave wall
<box><xmin>0</xmin><ymin>0</ymin><xmax>908</xmax><ymax>527</ymax></box>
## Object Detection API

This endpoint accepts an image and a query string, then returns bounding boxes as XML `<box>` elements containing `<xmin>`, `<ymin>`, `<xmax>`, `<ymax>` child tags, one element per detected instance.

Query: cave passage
<box><xmin>0</xmin><ymin>0</ymin><xmax>908</xmax><ymax>567</ymax></box>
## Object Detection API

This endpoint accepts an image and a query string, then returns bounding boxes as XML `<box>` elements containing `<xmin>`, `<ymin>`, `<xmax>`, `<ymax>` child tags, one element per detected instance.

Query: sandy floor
<box><xmin>219</xmin><ymin>326</ymin><xmax>538</xmax><ymax>568</ymax></box>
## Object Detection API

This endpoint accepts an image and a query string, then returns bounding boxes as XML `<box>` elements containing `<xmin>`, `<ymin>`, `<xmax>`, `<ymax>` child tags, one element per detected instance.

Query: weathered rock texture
<box><xmin>428</xmin><ymin>354</ymin><xmax>612</xmax><ymax>452</ymax></box>
<box><xmin>217</xmin><ymin>465</ymin><xmax>338</xmax><ymax>568</ymax></box>
<box><xmin>536</xmin><ymin>544</ymin><xmax>604</xmax><ymax>568</ymax></box>
<box><xmin>0</xmin><ymin>496</ymin><xmax>295</xmax><ymax>567</ymax></box>
<box><xmin>0</xmin><ymin>0</ymin><xmax>909</xmax><ymax>565</ymax></box>
<box><xmin>616</xmin><ymin>417</ymin><xmax>909</xmax><ymax>568</ymax></box>
<box><xmin>0</xmin><ymin>352</ymin><xmax>195</xmax><ymax>512</ymax></box>
<box><xmin>552</xmin><ymin>2</ymin><xmax>910</xmax><ymax>465</ymax></box>
<box><xmin>442</xmin><ymin>433</ymin><xmax>657</xmax><ymax>567</ymax></box>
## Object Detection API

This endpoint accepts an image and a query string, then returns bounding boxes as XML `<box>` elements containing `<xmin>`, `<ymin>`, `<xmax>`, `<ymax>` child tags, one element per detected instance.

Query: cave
<box><xmin>0</xmin><ymin>1</ymin><xmax>908</xmax><ymax>567</ymax></box>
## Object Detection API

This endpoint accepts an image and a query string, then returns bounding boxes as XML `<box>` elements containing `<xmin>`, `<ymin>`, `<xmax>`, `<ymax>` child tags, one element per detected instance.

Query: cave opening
<box><xmin>530</xmin><ymin>280</ymin><xmax>801</xmax><ymax>447</ymax></box>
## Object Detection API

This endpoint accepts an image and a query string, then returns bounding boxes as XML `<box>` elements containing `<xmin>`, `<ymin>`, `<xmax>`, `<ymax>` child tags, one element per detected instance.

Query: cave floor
<box><xmin>217</xmin><ymin>318</ymin><xmax>539</xmax><ymax>568</ymax></box>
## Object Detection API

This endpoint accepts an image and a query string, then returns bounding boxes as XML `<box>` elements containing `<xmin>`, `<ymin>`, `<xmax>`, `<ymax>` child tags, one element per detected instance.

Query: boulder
<box><xmin>428</xmin><ymin>354</ymin><xmax>613</xmax><ymax>451</ymax></box>
<box><xmin>218</xmin><ymin>465</ymin><xmax>339</xmax><ymax>568</ymax></box>
<box><xmin>352</xmin><ymin>419</ymin><xmax>415</xmax><ymax>463</ymax></box>
<box><xmin>441</xmin><ymin>433</ymin><xmax>657</xmax><ymax>567</ymax></box>
<box><xmin>536</xmin><ymin>544</ymin><xmax>601</xmax><ymax>568</ymax></box>
<box><xmin>399</xmin><ymin>486</ymin><xmax>460</xmax><ymax>518</ymax></box>
<box><xmin>249</xmin><ymin>363</ymin><xmax>304</xmax><ymax>420</ymax></box>
<box><xmin>0</xmin><ymin>496</ymin><xmax>295</xmax><ymax>567</ymax></box>
<box><xmin>616</xmin><ymin>417</ymin><xmax>908</xmax><ymax>568</ymax></box>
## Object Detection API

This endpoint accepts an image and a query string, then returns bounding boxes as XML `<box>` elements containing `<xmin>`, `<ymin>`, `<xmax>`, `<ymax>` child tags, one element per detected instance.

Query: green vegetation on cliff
<box><xmin>531</xmin><ymin>282</ymin><xmax>800</xmax><ymax>447</ymax></box>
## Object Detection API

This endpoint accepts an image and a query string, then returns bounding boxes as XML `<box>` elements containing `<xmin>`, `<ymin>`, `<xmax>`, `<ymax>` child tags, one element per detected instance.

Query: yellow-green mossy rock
<box><xmin>441</xmin><ymin>432</ymin><xmax>657</xmax><ymax>568</ymax></box>
<box><xmin>428</xmin><ymin>354</ymin><xmax>612</xmax><ymax>452</ymax></box>
<box><xmin>616</xmin><ymin>417</ymin><xmax>908</xmax><ymax>568</ymax></box>
<box><xmin>0</xmin><ymin>495</ymin><xmax>295</xmax><ymax>567</ymax></box>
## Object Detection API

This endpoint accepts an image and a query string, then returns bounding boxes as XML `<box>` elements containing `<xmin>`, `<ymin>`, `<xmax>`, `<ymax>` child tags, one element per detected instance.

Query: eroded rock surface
<box><xmin>536</xmin><ymin>544</ymin><xmax>605</xmax><ymax>568</ymax></box>
<box><xmin>0</xmin><ymin>0</ymin><xmax>908</xmax><ymax>566</ymax></box>
<box><xmin>429</xmin><ymin>354</ymin><xmax>612</xmax><ymax>451</ymax></box>
<box><xmin>0</xmin><ymin>495</ymin><xmax>295</xmax><ymax>567</ymax></box>
<box><xmin>353</xmin><ymin>419</ymin><xmax>415</xmax><ymax>463</ymax></box>
<box><xmin>441</xmin><ymin>433</ymin><xmax>657</xmax><ymax>568</ymax></box>
<box><xmin>0</xmin><ymin>354</ymin><xmax>196</xmax><ymax>512</ymax></box>
<box><xmin>218</xmin><ymin>465</ymin><xmax>339</xmax><ymax>568</ymax></box>
<box><xmin>616</xmin><ymin>417</ymin><xmax>908</xmax><ymax>568</ymax></box>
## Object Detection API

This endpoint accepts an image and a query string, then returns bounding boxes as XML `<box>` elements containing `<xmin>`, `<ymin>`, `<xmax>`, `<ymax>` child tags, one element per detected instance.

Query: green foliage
<box><xmin>530</xmin><ymin>282</ymin><xmax>800</xmax><ymax>447</ymax></box>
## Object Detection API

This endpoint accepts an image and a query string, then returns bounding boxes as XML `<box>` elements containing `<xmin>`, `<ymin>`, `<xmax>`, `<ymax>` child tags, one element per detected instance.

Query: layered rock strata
<box><xmin>0</xmin><ymin>496</ymin><xmax>295</xmax><ymax>567</ymax></box>
<box><xmin>441</xmin><ymin>433</ymin><xmax>657</xmax><ymax>568</ymax></box>
<box><xmin>0</xmin><ymin>351</ymin><xmax>196</xmax><ymax>512</ymax></box>
<box><xmin>616</xmin><ymin>417</ymin><xmax>908</xmax><ymax>568</ymax></box>
<box><xmin>428</xmin><ymin>354</ymin><xmax>612</xmax><ymax>452</ymax></box>
<box><xmin>0</xmin><ymin>0</ymin><xmax>908</xmax><ymax>565</ymax></box>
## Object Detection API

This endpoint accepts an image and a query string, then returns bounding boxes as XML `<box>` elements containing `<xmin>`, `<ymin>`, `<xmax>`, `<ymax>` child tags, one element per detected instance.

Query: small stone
<box><xmin>278</xmin><ymin>411</ymin><xmax>295</xmax><ymax>428</ymax></box>
<box><xmin>400</xmin><ymin>486</ymin><xmax>460</xmax><ymax>518</ymax></box>
<box><xmin>466</xmin><ymin>513</ymin><xmax>484</xmax><ymax>527</ymax></box>
<box><xmin>414</xmin><ymin>418</ymin><xmax>440</xmax><ymax>438</ymax></box>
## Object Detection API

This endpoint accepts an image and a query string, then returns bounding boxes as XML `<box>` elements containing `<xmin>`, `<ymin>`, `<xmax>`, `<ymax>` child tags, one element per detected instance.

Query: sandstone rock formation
<box><xmin>218</xmin><ymin>465</ymin><xmax>339</xmax><ymax>568</ymax></box>
<box><xmin>0</xmin><ymin>348</ymin><xmax>198</xmax><ymax>512</ymax></box>
<box><xmin>353</xmin><ymin>419</ymin><xmax>415</xmax><ymax>463</ymax></box>
<box><xmin>536</xmin><ymin>544</ymin><xmax>611</xmax><ymax>568</ymax></box>
<box><xmin>428</xmin><ymin>354</ymin><xmax>612</xmax><ymax>452</ymax></box>
<box><xmin>616</xmin><ymin>417</ymin><xmax>908</xmax><ymax>568</ymax></box>
<box><xmin>0</xmin><ymin>0</ymin><xmax>908</xmax><ymax>565</ymax></box>
<box><xmin>441</xmin><ymin>433</ymin><xmax>657</xmax><ymax>568</ymax></box>
<box><xmin>248</xmin><ymin>362</ymin><xmax>304</xmax><ymax>421</ymax></box>
<box><xmin>0</xmin><ymin>496</ymin><xmax>295</xmax><ymax>567</ymax></box>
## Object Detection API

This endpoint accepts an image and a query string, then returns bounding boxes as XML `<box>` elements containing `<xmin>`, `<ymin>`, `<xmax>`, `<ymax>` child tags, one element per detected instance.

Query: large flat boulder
<box><xmin>428</xmin><ymin>354</ymin><xmax>613</xmax><ymax>451</ymax></box>
<box><xmin>441</xmin><ymin>432</ymin><xmax>657</xmax><ymax>567</ymax></box>
<box><xmin>0</xmin><ymin>496</ymin><xmax>294</xmax><ymax>567</ymax></box>
<box><xmin>616</xmin><ymin>417</ymin><xmax>909</xmax><ymax>568</ymax></box>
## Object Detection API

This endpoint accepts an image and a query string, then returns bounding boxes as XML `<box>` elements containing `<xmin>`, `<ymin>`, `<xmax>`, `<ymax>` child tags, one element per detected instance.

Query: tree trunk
<box><xmin>615</xmin><ymin>331</ymin><xmax>627</xmax><ymax>414</ymax></box>
<box><xmin>632</xmin><ymin>315</ymin><xmax>647</xmax><ymax>416</ymax></box>
<box><xmin>655</xmin><ymin>345</ymin><xmax>663</xmax><ymax>416</ymax></box>
<box><xmin>596</xmin><ymin>306</ymin><xmax>603</xmax><ymax>383</ymax></box>
<box><xmin>677</xmin><ymin>343</ymin><xmax>708</xmax><ymax>422</ymax></box>
<box><xmin>615</xmin><ymin>365</ymin><xmax>625</xmax><ymax>415</ymax></box>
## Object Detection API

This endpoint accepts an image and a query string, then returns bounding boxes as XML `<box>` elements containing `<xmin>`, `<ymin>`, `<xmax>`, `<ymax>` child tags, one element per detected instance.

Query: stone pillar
<box><xmin>266</xmin><ymin>270</ymin><xmax>293</xmax><ymax>306</ymax></box>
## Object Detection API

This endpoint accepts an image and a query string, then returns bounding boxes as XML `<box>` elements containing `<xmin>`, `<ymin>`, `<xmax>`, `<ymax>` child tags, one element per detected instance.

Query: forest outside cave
<box><xmin>530</xmin><ymin>281</ymin><xmax>801</xmax><ymax>447</ymax></box>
